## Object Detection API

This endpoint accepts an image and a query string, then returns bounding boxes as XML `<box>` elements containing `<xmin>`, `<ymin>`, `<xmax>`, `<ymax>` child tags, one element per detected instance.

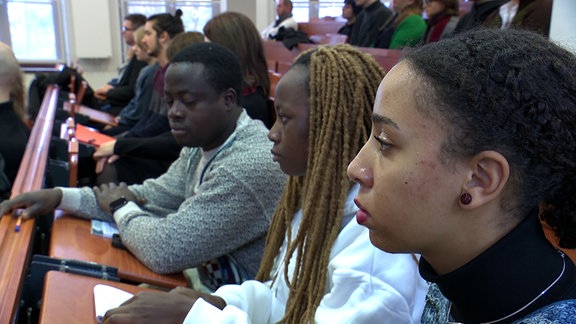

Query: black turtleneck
<box><xmin>419</xmin><ymin>212</ymin><xmax>576</xmax><ymax>323</ymax></box>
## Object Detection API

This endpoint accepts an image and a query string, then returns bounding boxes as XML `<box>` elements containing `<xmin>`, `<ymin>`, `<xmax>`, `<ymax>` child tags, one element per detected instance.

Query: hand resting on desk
<box><xmin>102</xmin><ymin>287</ymin><xmax>226</xmax><ymax>324</ymax></box>
<box><xmin>0</xmin><ymin>188</ymin><xmax>62</xmax><ymax>219</ymax></box>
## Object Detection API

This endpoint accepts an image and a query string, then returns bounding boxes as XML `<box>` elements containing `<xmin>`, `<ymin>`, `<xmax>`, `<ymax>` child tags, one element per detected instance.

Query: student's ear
<box><xmin>460</xmin><ymin>150</ymin><xmax>510</xmax><ymax>209</ymax></box>
<box><xmin>159</xmin><ymin>31</ymin><xmax>170</xmax><ymax>44</ymax></box>
<box><xmin>222</xmin><ymin>88</ymin><xmax>237</xmax><ymax>111</ymax></box>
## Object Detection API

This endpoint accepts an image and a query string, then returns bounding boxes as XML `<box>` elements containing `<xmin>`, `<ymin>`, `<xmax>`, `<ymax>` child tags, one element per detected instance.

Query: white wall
<box><xmin>549</xmin><ymin>0</ymin><xmax>576</xmax><ymax>53</ymax></box>
<box><xmin>70</xmin><ymin>0</ymin><xmax>274</xmax><ymax>89</ymax></box>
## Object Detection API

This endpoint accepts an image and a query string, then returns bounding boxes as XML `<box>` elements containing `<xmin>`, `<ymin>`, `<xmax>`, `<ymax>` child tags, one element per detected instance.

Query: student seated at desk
<box><xmin>100</xmin><ymin>44</ymin><xmax>427</xmax><ymax>324</ymax></box>
<box><xmin>101</xmin><ymin>25</ymin><xmax>160</xmax><ymax>136</ymax></box>
<box><xmin>0</xmin><ymin>43</ymin><xmax>286</xmax><ymax>290</ymax></box>
<box><xmin>348</xmin><ymin>28</ymin><xmax>576</xmax><ymax>323</ymax></box>
<box><xmin>0</xmin><ymin>42</ymin><xmax>29</xmax><ymax>190</ymax></box>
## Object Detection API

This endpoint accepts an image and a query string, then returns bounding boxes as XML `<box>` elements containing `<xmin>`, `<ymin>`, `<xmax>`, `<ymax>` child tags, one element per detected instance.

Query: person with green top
<box><xmin>373</xmin><ymin>0</ymin><xmax>426</xmax><ymax>49</ymax></box>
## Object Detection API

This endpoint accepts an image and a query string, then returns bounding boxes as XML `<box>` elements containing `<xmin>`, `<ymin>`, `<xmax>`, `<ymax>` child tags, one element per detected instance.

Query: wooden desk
<box><xmin>50</xmin><ymin>212</ymin><xmax>187</xmax><ymax>288</ymax></box>
<box><xmin>39</xmin><ymin>271</ymin><xmax>152</xmax><ymax>324</ymax></box>
<box><xmin>0</xmin><ymin>86</ymin><xmax>59</xmax><ymax>323</ymax></box>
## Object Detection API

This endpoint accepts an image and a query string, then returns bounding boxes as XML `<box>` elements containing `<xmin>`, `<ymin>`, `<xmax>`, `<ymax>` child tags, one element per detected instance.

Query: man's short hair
<box><xmin>171</xmin><ymin>42</ymin><xmax>243</xmax><ymax>104</ymax></box>
<box><xmin>125</xmin><ymin>13</ymin><xmax>147</xmax><ymax>29</ymax></box>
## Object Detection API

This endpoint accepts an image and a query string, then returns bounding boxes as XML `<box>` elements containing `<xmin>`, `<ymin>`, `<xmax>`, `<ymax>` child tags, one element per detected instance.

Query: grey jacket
<box><xmin>59</xmin><ymin>112</ymin><xmax>286</xmax><ymax>278</ymax></box>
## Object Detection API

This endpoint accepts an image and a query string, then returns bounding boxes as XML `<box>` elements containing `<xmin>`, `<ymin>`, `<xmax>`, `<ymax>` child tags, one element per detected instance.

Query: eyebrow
<box><xmin>372</xmin><ymin>113</ymin><xmax>399</xmax><ymax>129</ymax></box>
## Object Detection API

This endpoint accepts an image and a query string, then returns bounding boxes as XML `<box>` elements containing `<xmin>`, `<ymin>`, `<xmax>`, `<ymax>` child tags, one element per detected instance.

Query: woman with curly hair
<box><xmin>349</xmin><ymin>28</ymin><xmax>576</xmax><ymax>323</ymax></box>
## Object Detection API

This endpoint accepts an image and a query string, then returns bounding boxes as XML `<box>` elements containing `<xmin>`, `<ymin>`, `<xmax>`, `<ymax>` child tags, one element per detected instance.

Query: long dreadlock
<box><xmin>256</xmin><ymin>44</ymin><xmax>385</xmax><ymax>323</ymax></box>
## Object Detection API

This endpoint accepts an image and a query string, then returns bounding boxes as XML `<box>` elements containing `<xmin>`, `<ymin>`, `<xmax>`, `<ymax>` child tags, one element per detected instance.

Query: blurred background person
<box><xmin>204</xmin><ymin>12</ymin><xmax>273</xmax><ymax>128</ymax></box>
<box><xmin>261</xmin><ymin>0</ymin><xmax>299</xmax><ymax>39</ymax></box>
<box><xmin>338</xmin><ymin>0</ymin><xmax>363</xmax><ymax>41</ymax></box>
<box><xmin>374</xmin><ymin>0</ymin><xmax>426</xmax><ymax>49</ymax></box>
<box><xmin>0</xmin><ymin>42</ymin><xmax>29</xmax><ymax>192</ymax></box>
<box><xmin>421</xmin><ymin>0</ymin><xmax>460</xmax><ymax>43</ymax></box>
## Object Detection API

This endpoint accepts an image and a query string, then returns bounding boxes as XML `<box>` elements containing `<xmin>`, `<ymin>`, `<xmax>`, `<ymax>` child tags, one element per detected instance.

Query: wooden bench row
<box><xmin>264</xmin><ymin>40</ymin><xmax>403</xmax><ymax>77</ymax></box>
<box><xmin>0</xmin><ymin>85</ymin><xmax>60</xmax><ymax>323</ymax></box>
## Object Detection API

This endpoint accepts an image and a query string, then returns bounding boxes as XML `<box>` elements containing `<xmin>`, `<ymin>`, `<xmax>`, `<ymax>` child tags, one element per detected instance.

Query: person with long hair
<box><xmin>100</xmin><ymin>44</ymin><xmax>427</xmax><ymax>324</ymax></box>
<box><xmin>348</xmin><ymin>28</ymin><xmax>576</xmax><ymax>323</ymax></box>
<box><xmin>374</xmin><ymin>0</ymin><xmax>426</xmax><ymax>49</ymax></box>
<box><xmin>0</xmin><ymin>42</ymin><xmax>29</xmax><ymax>190</ymax></box>
<box><xmin>204</xmin><ymin>12</ymin><xmax>273</xmax><ymax>128</ymax></box>
<box><xmin>421</xmin><ymin>0</ymin><xmax>459</xmax><ymax>43</ymax></box>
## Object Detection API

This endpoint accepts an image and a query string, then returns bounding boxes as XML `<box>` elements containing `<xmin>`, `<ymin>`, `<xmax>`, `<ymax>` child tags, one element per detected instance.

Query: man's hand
<box><xmin>93</xmin><ymin>140</ymin><xmax>117</xmax><ymax>159</ymax></box>
<box><xmin>0</xmin><ymin>189</ymin><xmax>62</xmax><ymax>219</ymax></box>
<box><xmin>92</xmin><ymin>183</ymin><xmax>144</xmax><ymax>214</ymax></box>
<box><xmin>101</xmin><ymin>287</ymin><xmax>227</xmax><ymax>324</ymax></box>
<box><xmin>94</xmin><ymin>84</ymin><xmax>114</xmax><ymax>100</ymax></box>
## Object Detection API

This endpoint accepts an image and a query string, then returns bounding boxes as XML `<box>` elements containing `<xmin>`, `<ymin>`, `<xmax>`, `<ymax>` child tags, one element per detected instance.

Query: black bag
<box><xmin>0</xmin><ymin>153</ymin><xmax>11</xmax><ymax>201</ymax></box>
<box><xmin>27</xmin><ymin>66</ymin><xmax>101</xmax><ymax>120</ymax></box>
<box><xmin>273</xmin><ymin>27</ymin><xmax>314</xmax><ymax>50</ymax></box>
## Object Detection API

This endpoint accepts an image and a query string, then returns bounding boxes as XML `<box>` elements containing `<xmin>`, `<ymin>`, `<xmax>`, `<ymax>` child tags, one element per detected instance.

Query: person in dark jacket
<box><xmin>348</xmin><ymin>0</ymin><xmax>393</xmax><ymax>47</ymax></box>
<box><xmin>0</xmin><ymin>42</ymin><xmax>29</xmax><ymax>189</ymax></box>
<box><xmin>338</xmin><ymin>0</ymin><xmax>363</xmax><ymax>41</ymax></box>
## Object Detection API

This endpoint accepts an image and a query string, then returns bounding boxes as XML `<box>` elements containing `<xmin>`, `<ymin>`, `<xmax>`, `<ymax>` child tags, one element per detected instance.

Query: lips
<box><xmin>170</xmin><ymin>127</ymin><xmax>186</xmax><ymax>136</ymax></box>
<box><xmin>354</xmin><ymin>198</ymin><xmax>371</xmax><ymax>225</ymax></box>
<box><xmin>271</xmin><ymin>149</ymin><xmax>281</xmax><ymax>161</ymax></box>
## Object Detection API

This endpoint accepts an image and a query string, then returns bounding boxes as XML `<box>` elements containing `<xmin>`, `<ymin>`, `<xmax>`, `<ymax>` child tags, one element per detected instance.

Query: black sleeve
<box><xmin>106</xmin><ymin>57</ymin><xmax>148</xmax><ymax>105</ymax></box>
<box><xmin>114</xmin><ymin>132</ymin><xmax>182</xmax><ymax>161</ymax></box>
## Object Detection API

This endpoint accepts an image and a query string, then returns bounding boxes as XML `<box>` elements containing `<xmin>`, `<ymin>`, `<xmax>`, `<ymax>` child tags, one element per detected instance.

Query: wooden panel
<box><xmin>298</xmin><ymin>21</ymin><xmax>345</xmax><ymax>36</ymax></box>
<box><xmin>0</xmin><ymin>86</ymin><xmax>59</xmax><ymax>323</ymax></box>
<box><xmin>39</xmin><ymin>271</ymin><xmax>153</xmax><ymax>324</ymax></box>
<box><xmin>50</xmin><ymin>212</ymin><xmax>187</xmax><ymax>289</ymax></box>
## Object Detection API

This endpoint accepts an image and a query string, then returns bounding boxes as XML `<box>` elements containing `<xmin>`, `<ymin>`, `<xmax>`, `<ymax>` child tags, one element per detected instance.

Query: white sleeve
<box><xmin>184</xmin><ymin>280</ymin><xmax>274</xmax><ymax>323</ymax></box>
<box><xmin>184</xmin><ymin>298</ymin><xmax>250</xmax><ymax>324</ymax></box>
<box><xmin>314</xmin><ymin>222</ymin><xmax>428</xmax><ymax>323</ymax></box>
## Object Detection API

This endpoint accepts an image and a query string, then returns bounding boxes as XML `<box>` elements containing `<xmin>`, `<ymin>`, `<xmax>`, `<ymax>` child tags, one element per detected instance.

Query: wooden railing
<box><xmin>0</xmin><ymin>85</ymin><xmax>59</xmax><ymax>323</ymax></box>
<box><xmin>263</xmin><ymin>40</ymin><xmax>403</xmax><ymax>75</ymax></box>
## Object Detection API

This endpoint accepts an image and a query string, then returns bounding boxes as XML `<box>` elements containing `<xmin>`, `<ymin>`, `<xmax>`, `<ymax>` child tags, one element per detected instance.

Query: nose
<box><xmin>347</xmin><ymin>147</ymin><xmax>373</xmax><ymax>188</ymax></box>
<box><xmin>167</xmin><ymin>101</ymin><xmax>183</xmax><ymax>120</ymax></box>
<box><xmin>267</xmin><ymin>121</ymin><xmax>281</xmax><ymax>143</ymax></box>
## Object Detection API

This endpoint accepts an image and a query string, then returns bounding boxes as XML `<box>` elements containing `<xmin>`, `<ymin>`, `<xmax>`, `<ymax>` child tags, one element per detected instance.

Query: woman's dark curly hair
<box><xmin>402</xmin><ymin>28</ymin><xmax>576</xmax><ymax>248</ymax></box>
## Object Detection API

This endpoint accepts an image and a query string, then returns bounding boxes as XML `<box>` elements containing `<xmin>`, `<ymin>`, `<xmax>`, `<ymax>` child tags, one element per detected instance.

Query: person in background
<box><xmin>0</xmin><ymin>42</ymin><xmax>29</xmax><ymax>190</ymax></box>
<box><xmin>93</xmin><ymin>13</ymin><xmax>148</xmax><ymax>115</ymax></box>
<box><xmin>338</xmin><ymin>0</ymin><xmax>363</xmax><ymax>41</ymax></box>
<box><xmin>421</xmin><ymin>0</ymin><xmax>459</xmax><ymax>43</ymax></box>
<box><xmin>373</xmin><ymin>0</ymin><xmax>426</xmax><ymax>49</ymax></box>
<box><xmin>0</xmin><ymin>43</ymin><xmax>286</xmax><ymax>288</ymax></box>
<box><xmin>349</xmin><ymin>0</ymin><xmax>393</xmax><ymax>46</ymax></box>
<box><xmin>100</xmin><ymin>44</ymin><xmax>427</xmax><ymax>324</ymax></box>
<box><xmin>102</xmin><ymin>26</ymin><xmax>159</xmax><ymax>136</ymax></box>
<box><xmin>485</xmin><ymin>0</ymin><xmax>553</xmax><ymax>37</ymax></box>
<box><xmin>95</xmin><ymin>31</ymin><xmax>204</xmax><ymax>185</ymax></box>
<box><xmin>348</xmin><ymin>28</ymin><xmax>576</xmax><ymax>323</ymax></box>
<box><xmin>261</xmin><ymin>0</ymin><xmax>299</xmax><ymax>40</ymax></box>
<box><xmin>453</xmin><ymin>0</ymin><xmax>509</xmax><ymax>34</ymax></box>
<box><xmin>118</xmin><ymin>10</ymin><xmax>184</xmax><ymax>140</ymax></box>
<box><xmin>204</xmin><ymin>12</ymin><xmax>273</xmax><ymax>128</ymax></box>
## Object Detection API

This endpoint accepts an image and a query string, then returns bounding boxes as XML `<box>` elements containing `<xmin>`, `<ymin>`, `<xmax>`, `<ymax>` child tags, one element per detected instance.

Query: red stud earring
<box><xmin>459</xmin><ymin>192</ymin><xmax>472</xmax><ymax>205</ymax></box>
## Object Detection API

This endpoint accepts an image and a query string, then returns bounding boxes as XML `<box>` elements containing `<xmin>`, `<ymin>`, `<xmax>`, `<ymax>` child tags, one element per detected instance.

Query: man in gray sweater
<box><xmin>0</xmin><ymin>43</ymin><xmax>286</xmax><ymax>290</ymax></box>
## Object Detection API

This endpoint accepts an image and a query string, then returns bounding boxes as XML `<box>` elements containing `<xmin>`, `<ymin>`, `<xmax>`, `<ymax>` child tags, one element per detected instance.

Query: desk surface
<box><xmin>50</xmin><ymin>212</ymin><xmax>187</xmax><ymax>288</ymax></box>
<box><xmin>39</xmin><ymin>271</ymin><xmax>152</xmax><ymax>324</ymax></box>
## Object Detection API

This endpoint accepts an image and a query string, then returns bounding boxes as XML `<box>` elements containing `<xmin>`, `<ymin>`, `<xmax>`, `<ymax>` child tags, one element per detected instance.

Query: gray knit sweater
<box><xmin>59</xmin><ymin>112</ymin><xmax>286</xmax><ymax>278</ymax></box>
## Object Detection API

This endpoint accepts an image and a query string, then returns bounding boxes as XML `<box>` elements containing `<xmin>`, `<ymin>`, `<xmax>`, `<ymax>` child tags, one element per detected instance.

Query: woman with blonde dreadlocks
<box><xmin>100</xmin><ymin>44</ymin><xmax>427</xmax><ymax>324</ymax></box>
